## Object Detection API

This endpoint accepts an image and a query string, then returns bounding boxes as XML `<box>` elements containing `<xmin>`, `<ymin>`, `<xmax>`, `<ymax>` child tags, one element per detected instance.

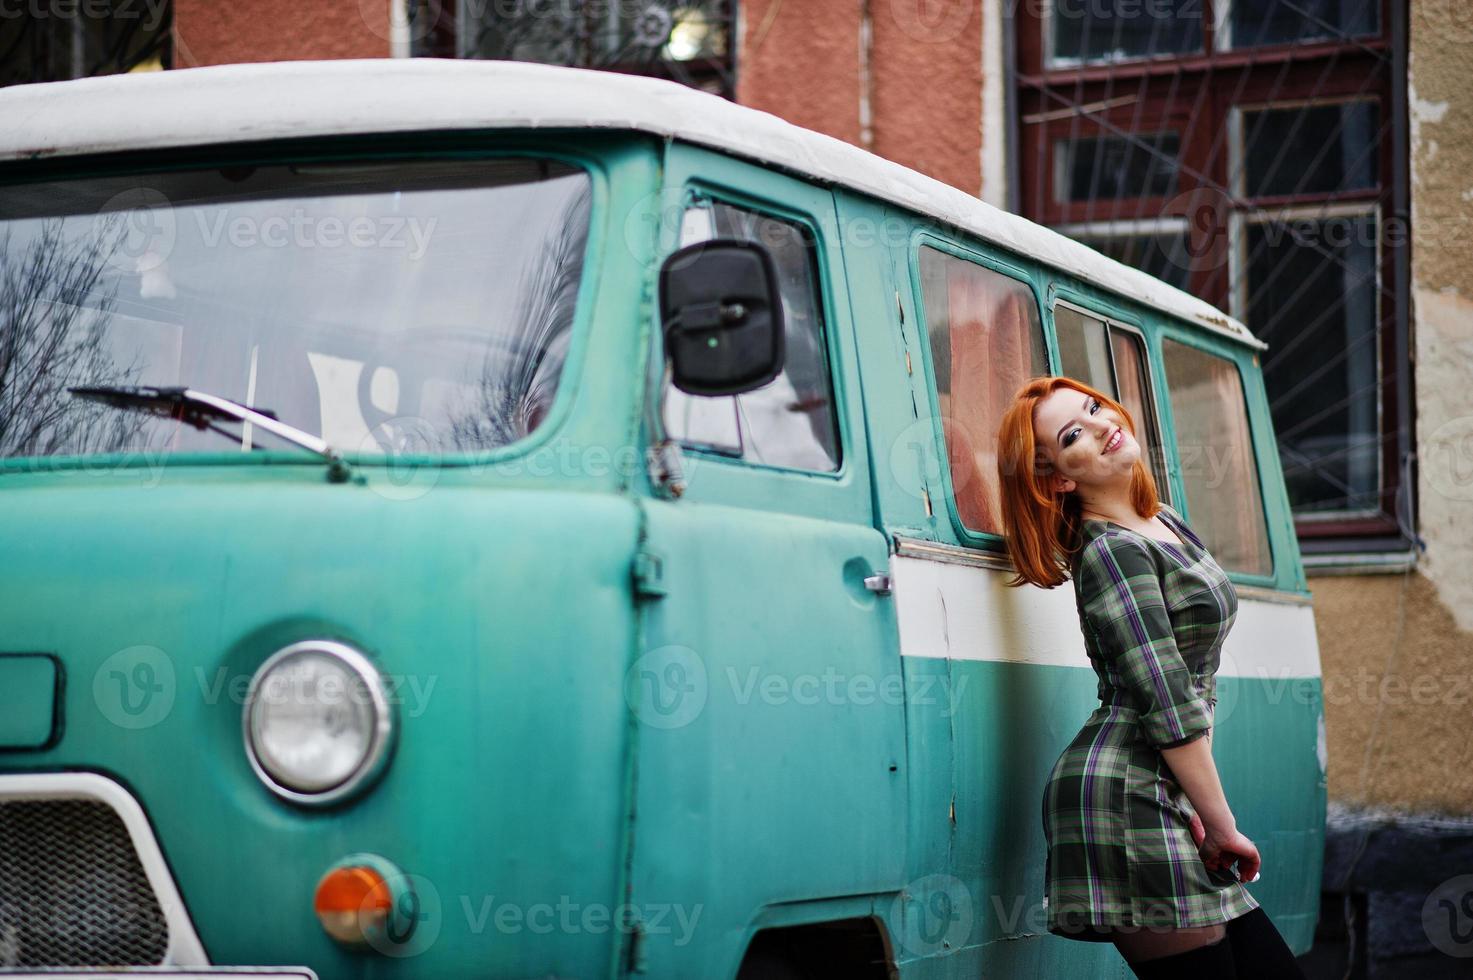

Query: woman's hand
<box><xmin>1198</xmin><ymin>821</ymin><xmax>1261</xmax><ymax>883</ymax></box>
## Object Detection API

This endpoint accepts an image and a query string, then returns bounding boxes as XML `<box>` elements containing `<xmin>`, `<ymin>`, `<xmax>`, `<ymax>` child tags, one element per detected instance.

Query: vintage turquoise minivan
<box><xmin>0</xmin><ymin>58</ymin><xmax>1324</xmax><ymax>978</ymax></box>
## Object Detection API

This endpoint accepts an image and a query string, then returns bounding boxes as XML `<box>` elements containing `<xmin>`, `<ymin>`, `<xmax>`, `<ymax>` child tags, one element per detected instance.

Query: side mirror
<box><xmin>658</xmin><ymin>239</ymin><xmax>785</xmax><ymax>397</ymax></box>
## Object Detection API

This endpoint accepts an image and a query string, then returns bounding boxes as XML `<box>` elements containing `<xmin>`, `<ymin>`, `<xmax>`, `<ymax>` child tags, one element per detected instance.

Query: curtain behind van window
<box><xmin>1162</xmin><ymin>339</ymin><xmax>1274</xmax><ymax>576</ymax></box>
<box><xmin>1055</xmin><ymin>304</ymin><xmax>1172</xmax><ymax>498</ymax></box>
<box><xmin>917</xmin><ymin>246</ymin><xmax>1047</xmax><ymax>536</ymax></box>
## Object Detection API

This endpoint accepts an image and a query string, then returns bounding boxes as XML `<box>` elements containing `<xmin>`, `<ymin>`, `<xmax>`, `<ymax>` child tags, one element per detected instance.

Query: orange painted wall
<box><xmin>869</xmin><ymin>1</ymin><xmax>983</xmax><ymax>198</ymax></box>
<box><xmin>737</xmin><ymin>1</ymin><xmax>984</xmax><ymax>197</ymax></box>
<box><xmin>736</xmin><ymin>0</ymin><xmax>864</xmax><ymax>148</ymax></box>
<box><xmin>173</xmin><ymin>0</ymin><xmax>390</xmax><ymax>67</ymax></box>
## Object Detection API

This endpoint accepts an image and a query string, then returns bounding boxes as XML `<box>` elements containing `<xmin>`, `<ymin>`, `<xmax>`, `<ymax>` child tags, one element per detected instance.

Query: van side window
<box><xmin>662</xmin><ymin>201</ymin><xmax>841</xmax><ymax>472</ymax></box>
<box><xmin>1054</xmin><ymin>304</ymin><xmax>1171</xmax><ymax>497</ymax></box>
<box><xmin>1161</xmin><ymin>338</ymin><xmax>1274</xmax><ymax>576</ymax></box>
<box><xmin>917</xmin><ymin>245</ymin><xmax>1047</xmax><ymax>535</ymax></box>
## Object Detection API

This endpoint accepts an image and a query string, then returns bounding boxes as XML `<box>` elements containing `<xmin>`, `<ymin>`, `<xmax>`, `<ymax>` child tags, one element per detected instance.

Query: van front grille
<box><xmin>0</xmin><ymin>798</ymin><xmax>169</xmax><ymax>966</ymax></box>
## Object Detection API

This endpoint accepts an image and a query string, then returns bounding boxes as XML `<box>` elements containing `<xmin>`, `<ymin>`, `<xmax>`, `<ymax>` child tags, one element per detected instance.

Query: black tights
<box><xmin>1116</xmin><ymin>907</ymin><xmax>1307</xmax><ymax>980</ymax></box>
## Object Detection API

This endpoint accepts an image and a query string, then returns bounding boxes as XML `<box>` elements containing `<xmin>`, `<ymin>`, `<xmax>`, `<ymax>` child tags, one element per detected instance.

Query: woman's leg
<box><xmin>1112</xmin><ymin>924</ymin><xmax>1235</xmax><ymax>980</ymax></box>
<box><xmin>1224</xmin><ymin>907</ymin><xmax>1308</xmax><ymax>979</ymax></box>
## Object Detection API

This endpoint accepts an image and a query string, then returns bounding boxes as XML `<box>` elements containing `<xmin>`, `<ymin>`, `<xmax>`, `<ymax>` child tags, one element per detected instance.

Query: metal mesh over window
<box><xmin>0</xmin><ymin>0</ymin><xmax>172</xmax><ymax>88</ymax></box>
<box><xmin>0</xmin><ymin>798</ymin><xmax>168</xmax><ymax>967</ymax></box>
<box><xmin>1013</xmin><ymin>0</ymin><xmax>1410</xmax><ymax>544</ymax></box>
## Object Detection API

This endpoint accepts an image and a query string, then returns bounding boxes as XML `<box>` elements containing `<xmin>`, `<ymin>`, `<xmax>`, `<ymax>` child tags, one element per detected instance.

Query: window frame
<box><xmin>1041</xmin><ymin>0</ymin><xmax>1207</xmax><ymax>71</ymax></box>
<box><xmin>1035</xmin><ymin>0</ymin><xmax>1390</xmax><ymax>71</ymax></box>
<box><xmin>906</xmin><ymin>231</ymin><xmax>1050</xmax><ymax>550</ymax></box>
<box><xmin>1227</xmin><ymin>94</ymin><xmax>1385</xmax><ymax>205</ymax></box>
<box><xmin>1156</xmin><ymin>327</ymin><xmax>1279</xmax><ymax>583</ymax></box>
<box><xmin>1050</xmin><ymin>294</ymin><xmax>1176</xmax><ymax>506</ymax></box>
<box><xmin>1227</xmin><ymin>198</ymin><xmax>1385</xmax><ymax>522</ymax></box>
<box><xmin>660</xmin><ymin>184</ymin><xmax>847</xmax><ymax>478</ymax></box>
<box><xmin>1211</xmin><ymin>0</ymin><xmax>1383</xmax><ymax>52</ymax></box>
<box><xmin>0</xmin><ymin>136</ymin><xmax>608</xmax><ymax>477</ymax></box>
<box><xmin>1050</xmin><ymin>129</ymin><xmax>1184</xmax><ymax>206</ymax></box>
<box><xmin>1012</xmin><ymin>0</ymin><xmax>1408</xmax><ymax>548</ymax></box>
<box><xmin>1051</xmin><ymin>217</ymin><xmax>1194</xmax><ymax>294</ymax></box>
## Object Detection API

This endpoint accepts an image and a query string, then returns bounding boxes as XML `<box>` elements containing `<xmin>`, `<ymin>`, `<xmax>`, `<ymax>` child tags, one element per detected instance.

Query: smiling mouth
<box><xmin>1103</xmin><ymin>428</ymin><xmax>1123</xmax><ymax>454</ymax></box>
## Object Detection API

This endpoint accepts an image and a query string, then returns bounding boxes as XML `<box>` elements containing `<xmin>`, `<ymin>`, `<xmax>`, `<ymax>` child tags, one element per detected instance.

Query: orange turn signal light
<box><xmin>314</xmin><ymin>864</ymin><xmax>393</xmax><ymax>947</ymax></box>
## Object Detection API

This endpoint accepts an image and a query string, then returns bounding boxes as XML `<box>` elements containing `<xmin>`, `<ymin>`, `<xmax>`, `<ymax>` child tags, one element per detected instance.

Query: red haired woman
<box><xmin>994</xmin><ymin>376</ymin><xmax>1306</xmax><ymax>979</ymax></box>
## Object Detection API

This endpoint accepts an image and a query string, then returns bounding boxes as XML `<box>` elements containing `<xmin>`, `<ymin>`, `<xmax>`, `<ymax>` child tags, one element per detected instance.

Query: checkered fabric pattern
<box><xmin>1041</xmin><ymin>503</ymin><xmax>1259</xmax><ymax>940</ymax></box>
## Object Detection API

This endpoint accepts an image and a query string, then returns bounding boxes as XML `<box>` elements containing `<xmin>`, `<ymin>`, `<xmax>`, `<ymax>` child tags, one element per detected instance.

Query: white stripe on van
<box><xmin>891</xmin><ymin>554</ymin><xmax>1322</xmax><ymax>679</ymax></box>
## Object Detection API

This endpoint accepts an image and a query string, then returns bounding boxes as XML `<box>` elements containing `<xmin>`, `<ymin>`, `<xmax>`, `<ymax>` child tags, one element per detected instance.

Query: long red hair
<box><xmin>994</xmin><ymin>375</ymin><xmax>1164</xmax><ymax>588</ymax></box>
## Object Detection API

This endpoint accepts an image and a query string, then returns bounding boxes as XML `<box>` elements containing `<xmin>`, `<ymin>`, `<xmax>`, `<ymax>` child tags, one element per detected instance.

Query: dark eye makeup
<box><xmin>1062</xmin><ymin>398</ymin><xmax>1101</xmax><ymax>448</ymax></box>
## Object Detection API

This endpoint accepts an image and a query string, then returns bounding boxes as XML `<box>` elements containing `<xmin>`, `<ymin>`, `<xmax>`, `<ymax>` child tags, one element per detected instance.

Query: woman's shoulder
<box><xmin>1155</xmin><ymin>501</ymin><xmax>1186</xmax><ymax>525</ymax></box>
<box><xmin>1079</xmin><ymin>524</ymin><xmax>1157</xmax><ymax>560</ymax></box>
<box><xmin>1075</xmin><ymin>526</ymin><xmax>1163</xmax><ymax>589</ymax></box>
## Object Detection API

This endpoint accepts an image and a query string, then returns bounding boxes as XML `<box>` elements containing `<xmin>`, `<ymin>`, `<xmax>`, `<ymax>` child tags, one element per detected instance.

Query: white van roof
<box><xmin>0</xmin><ymin>58</ymin><xmax>1264</xmax><ymax>350</ymax></box>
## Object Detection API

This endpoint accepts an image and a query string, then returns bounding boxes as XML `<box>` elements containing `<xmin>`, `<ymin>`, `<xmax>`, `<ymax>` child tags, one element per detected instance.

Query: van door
<box><xmin>626</xmin><ymin>145</ymin><xmax>907</xmax><ymax>978</ymax></box>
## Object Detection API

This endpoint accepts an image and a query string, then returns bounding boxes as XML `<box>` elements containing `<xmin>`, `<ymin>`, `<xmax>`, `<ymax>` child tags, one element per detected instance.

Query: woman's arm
<box><xmin>1161</xmin><ymin>735</ymin><xmax>1233</xmax><ymax>828</ymax></box>
<box><xmin>1161</xmin><ymin>735</ymin><xmax>1262</xmax><ymax>881</ymax></box>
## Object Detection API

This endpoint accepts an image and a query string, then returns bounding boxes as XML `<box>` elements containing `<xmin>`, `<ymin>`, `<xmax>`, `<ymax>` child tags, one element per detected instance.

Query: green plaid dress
<box><xmin>1041</xmin><ymin>502</ymin><xmax>1259</xmax><ymax>940</ymax></box>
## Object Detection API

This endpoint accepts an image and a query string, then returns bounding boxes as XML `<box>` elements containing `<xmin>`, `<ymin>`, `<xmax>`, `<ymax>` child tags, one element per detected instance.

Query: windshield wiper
<box><xmin>68</xmin><ymin>384</ymin><xmax>352</xmax><ymax>482</ymax></box>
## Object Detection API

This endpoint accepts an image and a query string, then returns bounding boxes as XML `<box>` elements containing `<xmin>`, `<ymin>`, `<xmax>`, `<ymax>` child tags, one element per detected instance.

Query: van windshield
<box><xmin>0</xmin><ymin>156</ymin><xmax>592</xmax><ymax>462</ymax></box>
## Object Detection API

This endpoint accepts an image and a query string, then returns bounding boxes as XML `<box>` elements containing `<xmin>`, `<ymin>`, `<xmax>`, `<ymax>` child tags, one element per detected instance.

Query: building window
<box><xmin>1014</xmin><ymin>0</ymin><xmax>1406</xmax><ymax>547</ymax></box>
<box><xmin>1046</xmin><ymin>0</ymin><xmax>1203</xmax><ymax>66</ymax></box>
<box><xmin>1055</xmin><ymin>132</ymin><xmax>1181</xmax><ymax>201</ymax></box>
<box><xmin>915</xmin><ymin>245</ymin><xmax>1048</xmax><ymax>536</ymax></box>
<box><xmin>0</xmin><ymin>0</ymin><xmax>171</xmax><ymax>88</ymax></box>
<box><xmin>407</xmin><ymin>0</ymin><xmax>735</xmax><ymax>98</ymax></box>
<box><xmin>1061</xmin><ymin>221</ymin><xmax>1193</xmax><ymax>293</ymax></box>
<box><xmin>1220</xmin><ymin>0</ymin><xmax>1379</xmax><ymax>49</ymax></box>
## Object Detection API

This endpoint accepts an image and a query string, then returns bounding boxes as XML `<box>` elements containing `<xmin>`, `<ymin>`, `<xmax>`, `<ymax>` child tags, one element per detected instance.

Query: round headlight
<box><xmin>244</xmin><ymin>640</ymin><xmax>393</xmax><ymax>805</ymax></box>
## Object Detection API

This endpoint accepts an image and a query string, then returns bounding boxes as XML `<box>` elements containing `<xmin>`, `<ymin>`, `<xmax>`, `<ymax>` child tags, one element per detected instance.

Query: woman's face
<box><xmin>1031</xmin><ymin>387</ymin><xmax>1140</xmax><ymax>495</ymax></box>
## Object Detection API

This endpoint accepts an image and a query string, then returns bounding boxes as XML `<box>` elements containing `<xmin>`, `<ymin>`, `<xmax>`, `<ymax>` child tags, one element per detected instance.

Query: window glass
<box><xmin>1240</xmin><ymin>101</ymin><xmax>1379</xmax><ymax>198</ymax></box>
<box><xmin>1</xmin><ymin>2</ymin><xmax>168</xmax><ymax>85</ymax></box>
<box><xmin>1055</xmin><ymin>133</ymin><xmax>1180</xmax><ymax>201</ymax></box>
<box><xmin>1162</xmin><ymin>339</ymin><xmax>1273</xmax><ymax>575</ymax></box>
<box><xmin>1050</xmin><ymin>0</ymin><xmax>1202</xmax><ymax>64</ymax></box>
<box><xmin>1111</xmin><ymin>330</ymin><xmax>1172</xmax><ymax>496</ymax></box>
<box><xmin>1228</xmin><ymin>0</ymin><xmax>1378</xmax><ymax>48</ymax></box>
<box><xmin>1056</xmin><ymin>305</ymin><xmax>1171</xmax><ymax>494</ymax></box>
<box><xmin>917</xmin><ymin>246</ymin><xmax>1047</xmax><ymax>534</ymax></box>
<box><xmin>1068</xmin><ymin>229</ymin><xmax>1192</xmax><ymax>292</ymax></box>
<box><xmin>663</xmin><ymin>201</ymin><xmax>841</xmax><ymax>472</ymax></box>
<box><xmin>1055</xmin><ymin>304</ymin><xmax>1112</xmax><ymax>382</ymax></box>
<box><xmin>0</xmin><ymin>158</ymin><xmax>591</xmax><ymax>461</ymax></box>
<box><xmin>461</xmin><ymin>0</ymin><xmax>730</xmax><ymax>62</ymax></box>
<box><xmin>1240</xmin><ymin>210</ymin><xmax>1379</xmax><ymax>513</ymax></box>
